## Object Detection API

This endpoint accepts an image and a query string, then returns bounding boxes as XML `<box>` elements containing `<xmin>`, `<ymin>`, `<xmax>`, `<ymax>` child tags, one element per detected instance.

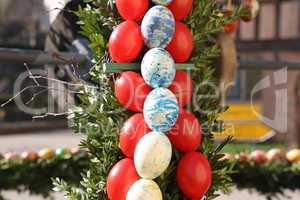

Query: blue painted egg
<box><xmin>151</xmin><ymin>0</ymin><xmax>173</xmax><ymax>6</ymax></box>
<box><xmin>141</xmin><ymin>48</ymin><xmax>175</xmax><ymax>88</ymax></box>
<box><xmin>141</xmin><ymin>6</ymin><xmax>175</xmax><ymax>48</ymax></box>
<box><xmin>143</xmin><ymin>88</ymin><xmax>179</xmax><ymax>132</ymax></box>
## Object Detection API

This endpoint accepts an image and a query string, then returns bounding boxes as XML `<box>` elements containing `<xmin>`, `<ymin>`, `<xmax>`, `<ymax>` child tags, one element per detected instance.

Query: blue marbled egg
<box><xmin>141</xmin><ymin>48</ymin><xmax>175</xmax><ymax>88</ymax></box>
<box><xmin>141</xmin><ymin>6</ymin><xmax>175</xmax><ymax>48</ymax></box>
<box><xmin>143</xmin><ymin>88</ymin><xmax>179</xmax><ymax>132</ymax></box>
<box><xmin>151</xmin><ymin>0</ymin><xmax>173</xmax><ymax>6</ymax></box>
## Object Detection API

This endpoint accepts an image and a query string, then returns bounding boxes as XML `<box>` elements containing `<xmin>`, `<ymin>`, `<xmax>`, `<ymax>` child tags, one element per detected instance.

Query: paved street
<box><xmin>0</xmin><ymin>129</ymin><xmax>299</xmax><ymax>200</ymax></box>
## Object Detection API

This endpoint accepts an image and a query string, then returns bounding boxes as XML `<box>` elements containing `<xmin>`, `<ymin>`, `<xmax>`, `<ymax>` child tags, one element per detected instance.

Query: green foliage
<box><xmin>1</xmin><ymin>154</ymin><xmax>300</xmax><ymax>200</ymax></box>
<box><xmin>231</xmin><ymin>161</ymin><xmax>300</xmax><ymax>200</ymax></box>
<box><xmin>0</xmin><ymin>153</ymin><xmax>88</xmax><ymax>200</ymax></box>
<box><xmin>57</xmin><ymin>0</ymin><xmax>244</xmax><ymax>199</ymax></box>
<box><xmin>222</xmin><ymin>143</ymin><xmax>285</xmax><ymax>154</ymax></box>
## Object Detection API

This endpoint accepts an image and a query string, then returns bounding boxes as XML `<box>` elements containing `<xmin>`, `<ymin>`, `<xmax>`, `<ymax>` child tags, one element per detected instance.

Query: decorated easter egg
<box><xmin>4</xmin><ymin>152</ymin><xmax>20</xmax><ymax>161</ymax></box>
<box><xmin>286</xmin><ymin>149</ymin><xmax>300</xmax><ymax>163</ymax></box>
<box><xmin>109</xmin><ymin>21</ymin><xmax>143</xmax><ymax>63</ymax></box>
<box><xmin>141</xmin><ymin>6</ymin><xmax>175</xmax><ymax>48</ymax></box>
<box><xmin>168</xmin><ymin>70</ymin><xmax>193</xmax><ymax>107</ymax></box>
<box><xmin>166</xmin><ymin>22</ymin><xmax>194</xmax><ymax>63</ymax></box>
<box><xmin>38</xmin><ymin>148</ymin><xmax>55</xmax><ymax>159</ymax></box>
<box><xmin>126</xmin><ymin>179</ymin><xmax>163</xmax><ymax>200</ymax></box>
<box><xmin>107</xmin><ymin>159</ymin><xmax>140</xmax><ymax>200</ymax></box>
<box><xmin>115</xmin><ymin>71</ymin><xmax>151</xmax><ymax>112</ymax></box>
<box><xmin>152</xmin><ymin>0</ymin><xmax>173</xmax><ymax>6</ymax></box>
<box><xmin>168</xmin><ymin>109</ymin><xmax>201</xmax><ymax>153</ymax></box>
<box><xmin>177</xmin><ymin>152</ymin><xmax>212</xmax><ymax>199</ymax></box>
<box><xmin>21</xmin><ymin>151</ymin><xmax>38</xmax><ymax>161</ymax></box>
<box><xmin>119</xmin><ymin>113</ymin><xmax>151</xmax><ymax>158</ymax></box>
<box><xmin>168</xmin><ymin>0</ymin><xmax>193</xmax><ymax>20</ymax></box>
<box><xmin>134</xmin><ymin>132</ymin><xmax>172</xmax><ymax>179</ymax></box>
<box><xmin>143</xmin><ymin>88</ymin><xmax>179</xmax><ymax>132</ymax></box>
<box><xmin>55</xmin><ymin>148</ymin><xmax>72</xmax><ymax>158</ymax></box>
<box><xmin>141</xmin><ymin>48</ymin><xmax>175</xmax><ymax>88</ymax></box>
<box><xmin>116</xmin><ymin>0</ymin><xmax>149</xmax><ymax>21</ymax></box>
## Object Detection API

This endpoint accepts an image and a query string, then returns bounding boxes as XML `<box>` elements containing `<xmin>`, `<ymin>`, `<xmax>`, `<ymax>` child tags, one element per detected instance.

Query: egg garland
<box><xmin>141</xmin><ymin>48</ymin><xmax>175</xmax><ymax>88</ymax></box>
<box><xmin>141</xmin><ymin>5</ymin><xmax>175</xmax><ymax>48</ymax></box>
<box><xmin>143</xmin><ymin>88</ymin><xmax>179</xmax><ymax>132</ymax></box>
<box><xmin>134</xmin><ymin>131</ymin><xmax>172</xmax><ymax>179</ymax></box>
<box><xmin>126</xmin><ymin>179</ymin><xmax>163</xmax><ymax>200</ymax></box>
<box><xmin>107</xmin><ymin>1</ymin><xmax>207</xmax><ymax>199</ymax></box>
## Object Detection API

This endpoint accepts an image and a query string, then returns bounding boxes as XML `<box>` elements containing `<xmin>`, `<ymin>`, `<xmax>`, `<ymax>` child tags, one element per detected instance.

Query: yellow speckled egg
<box><xmin>126</xmin><ymin>179</ymin><xmax>162</xmax><ymax>200</ymax></box>
<box><xmin>286</xmin><ymin>149</ymin><xmax>300</xmax><ymax>163</ymax></box>
<box><xmin>134</xmin><ymin>131</ymin><xmax>172</xmax><ymax>179</ymax></box>
<box><xmin>38</xmin><ymin>148</ymin><xmax>54</xmax><ymax>159</ymax></box>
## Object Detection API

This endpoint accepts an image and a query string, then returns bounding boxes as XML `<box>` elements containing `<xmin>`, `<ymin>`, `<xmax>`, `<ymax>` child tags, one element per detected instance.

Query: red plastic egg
<box><xmin>109</xmin><ymin>21</ymin><xmax>143</xmax><ymax>63</ymax></box>
<box><xmin>116</xmin><ymin>0</ymin><xmax>149</xmax><ymax>21</ymax></box>
<box><xmin>119</xmin><ymin>114</ymin><xmax>151</xmax><ymax>158</ymax></box>
<box><xmin>168</xmin><ymin>109</ymin><xmax>201</xmax><ymax>152</ymax></box>
<box><xmin>107</xmin><ymin>159</ymin><xmax>140</xmax><ymax>200</ymax></box>
<box><xmin>168</xmin><ymin>70</ymin><xmax>193</xmax><ymax>107</ymax></box>
<box><xmin>115</xmin><ymin>71</ymin><xmax>152</xmax><ymax>112</ymax></box>
<box><xmin>177</xmin><ymin>152</ymin><xmax>212</xmax><ymax>199</ymax></box>
<box><xmin>168</xmin><ymin>0</ymin><xmax>193</xmax><ymax>21</ymax></box>
<box><xmin>167</xmin><ymin>22</ymin><xmax>194</xmax><ymax>63</ymax></box>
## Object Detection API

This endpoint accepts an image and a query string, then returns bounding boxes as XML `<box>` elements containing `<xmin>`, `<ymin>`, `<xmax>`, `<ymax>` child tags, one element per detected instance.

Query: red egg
<box><xmin>168</xmin><ymin>109</ymin><xmax>201</xmax><ymax>153</ymax></box>
<box><xmin>177</xmin><ymin>152</ymin><xmax>212</xmax><ymax>199</ymax></box>
<box><xmin>109</xmin><ymin>21</ymin><xmax>143</xmax><ymax>63</ymax></box>
<box><xmin>224</xmin><ymin>20</ymin><xmax>240</xmax><ymax>33</ymax></box>
<box><xmin>119</xmin><ymin>114</ymin><xmax>151</xmax><ymax>158</ymax></box>
<box><xmin>107</xmin><ymin>159</ymin><xmax>140</xmax><ymax>200</ymax></box>
<box><xmin>235</xmin><ymin>152</ymin><xmax>249</xmax><ymax>162</ymax></box>
<box><xmin>114</xmin><ymin>71</ymin><xmax>152</xmax><ymax>112</ymax></box>
<box><xmin>4</xmin><ymin>152</ymin><xmax>20</xmax><ymax>161</ymax></box>
<box><xmin>167</xmin><ymin>22</ymin><xmax>194</xmax><ymax>63</ymax></box>
<box><xmin>168</xmin><ymin>0</ymin><xmax>193</xmax><ymax>21</ymax></box>
<box><xmin>116</xmin><ymin>0</ymin><xmax>149</xmax><ymax>21</ymax></box>
<box><xmin>168</xmin><ymin>70</ymin><xmax>193</xmax><ymax>107</ymax></box>
<box><xmin>250</xmin><ymin>150</ymin><xmax>267</xmax><ymax>165</ymax></box>
<box><xmin>21</xmin><ymin>151</ymin><xmax>38</xmax><ymax>161</ymax></box>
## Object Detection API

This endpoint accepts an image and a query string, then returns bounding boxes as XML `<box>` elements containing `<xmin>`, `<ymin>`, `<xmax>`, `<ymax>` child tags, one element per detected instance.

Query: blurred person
<box><xmin>43</xmin><ymin>0</ymin><xmax>92</xmax><ymax>112</ymax></box>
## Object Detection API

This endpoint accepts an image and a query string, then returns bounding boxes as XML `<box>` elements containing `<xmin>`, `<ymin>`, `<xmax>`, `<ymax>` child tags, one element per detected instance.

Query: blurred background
<box><xmin>0</xmin><ymin>0</ymin><xmax>300</xmax><ymax>199</ymax></box>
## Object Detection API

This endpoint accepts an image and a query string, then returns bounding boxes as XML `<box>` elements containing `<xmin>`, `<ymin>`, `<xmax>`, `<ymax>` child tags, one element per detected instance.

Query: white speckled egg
<box><xmin>151</xmin><ymin>0</ymin><xmax>173</xmax><ymax>6</ymax></box>
<box><xmin>141</xmin><ymin>6</ymin><xmax>175</xmax><ymax>48</ymax></box>
<box><xmin>141</xmin><ymin>48</ymin><xmax>175</xmax><ymax>88</ymax></box>
<box><xmin>126</xmin><ymin>179</ymin><xmax>163</xmax><ymax>200</ymax></box>
<box><xmin>143</xmin><ymin>88</ymin><xmax>179</xmax><ymax>132</ymax></box>
<box><xmin>134</xmin><ymin>131</ymin><xmax>172</xmax><ymax>179</ymax></box>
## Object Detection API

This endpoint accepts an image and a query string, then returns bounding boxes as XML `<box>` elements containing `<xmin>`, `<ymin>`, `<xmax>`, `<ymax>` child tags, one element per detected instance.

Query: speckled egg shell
<box><xmin>141</xmin><ymin>6</ymin><xmax>175</xmax><ymax>48</ymax></box>
<box><xmin>134</xmin><ymin>132</ymin><xmax>172</xmax><ymax>179</ymax></box>
<box><xmin>126</xmin><ymin>179</ymin><xmax>163</xmax><ymax>200</ymax></box>
<box><xmin>141</xmin><ymin>48</ymin><xmax>175</xmax><ymax>88</ymax></box>
<box><xmin>143</xmin><ymin>88</ymin><xmax>179</xmax><ymax>132</ymax></box>
<box><xmin>151</xmin><ymin>0</ymin><xmax>173</xmax><ymax>6</ymax></box>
